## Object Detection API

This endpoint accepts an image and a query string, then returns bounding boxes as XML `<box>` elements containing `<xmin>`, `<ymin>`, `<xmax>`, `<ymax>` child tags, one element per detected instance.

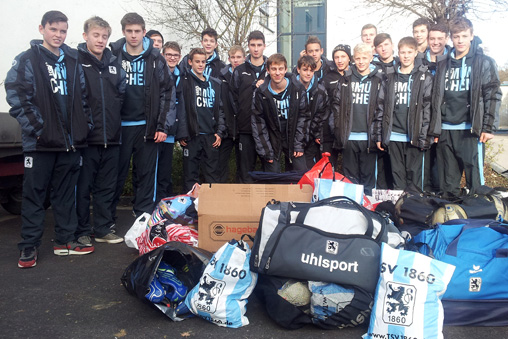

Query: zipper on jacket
<box><xmin>69</xmin><ymin>61</ymin><xmax>78</xmax><ymax>152</ymax></box>
<box><xmin>99</xmin><ymin>71</ymin><xmax>108</xmax><ymax>148</ymax></box>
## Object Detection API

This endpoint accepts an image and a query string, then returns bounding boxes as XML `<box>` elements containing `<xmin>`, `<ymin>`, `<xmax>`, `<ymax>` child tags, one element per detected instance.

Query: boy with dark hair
<box><xmin>110</xmin><ymin>12</ymin><xmax>175</xmax><ymax>217</ymax></box>
<box><xmin>76</xmin><ymin>16</ymin><xmax>126</xmax><ymax>245</ymax></box>
<box><xmin>431</xmin><ymin>17</ymin><xmax>501</xmax><ymax>197</ymax></box>
<box><xmin>232</xmin><ymin>30</ymin><xmax>267</xmax><ymax>183</ymax></box>
<box><xmin>373</xmin><ymin>33</ymin><xmax>397</xmax><ymax>189</ymax></box>
<box><xmin>296</xmin><ymin>55</ymin><xmax>328</xmax><ymax>168</ymax></box>
<box><xmin>412</xmin><ymin>18</ymin><xmax>430</xmax><ymax>53</ymax></box>
<box><xmin>180</xmin><ymin>27</ymin><xmax>226</xmax><ymax>78</ymax></box>
<box><xmin>374</xmin><ymin>33</ymin><xmax>397</xmax><ymax>70</ymax></box>
<box><xmin>331</xmin><ymin>43</ymin><xmax>384</xmax><ymax>194</ymax></box>
<box><xmin>6</xmin><ymin>10</ymin><xmax>94</xmax><ymax>267</ymax></box>
<box><xmin>296</xmin><ymin>36</ymin><xmax>332</xmax><ymax>82</ymax></box>
<box><xmin>424</xmin><ymin>23</ymin><xmax>450</xmax><ymax>73</ymax></box>
<box><xmin>146</xmin><ymin>29</ymin><xmax>164</xmax><ymax>50</ymax></box>
<box><xmin>376</xmin><ymin>37</ymin><xmax>433</xmax><ymax>190</ymax></box>
<box><xmin>321</xmin><ymin>44</ymin><xmax>352</xmax><ymax>165</ymax></box>
<box><xmin>217</xmin><ymin>45</ymin><xmax>245</xmax><ymax>183</ymax></box>
<box><xmin>176</xmin><ymin>48</ymin><xmax>225</xmax><ymax>192</ymax></box>
<box><xmin>251</xmin><ymin>53</ymin><xmax>310</xmax><ymax>173</ymax></box>
<box><xmin>157</xmin><ymin>41</ymin><xmax>182</xmax><ymax>200</ymax></box>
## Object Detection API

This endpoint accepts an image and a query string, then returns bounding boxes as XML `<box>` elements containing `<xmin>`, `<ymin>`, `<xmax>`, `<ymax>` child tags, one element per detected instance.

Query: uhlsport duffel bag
<box><xmin>250</xmin><ymin>196</ymin><xmax>404</xmax><ymax>293</ymax></box>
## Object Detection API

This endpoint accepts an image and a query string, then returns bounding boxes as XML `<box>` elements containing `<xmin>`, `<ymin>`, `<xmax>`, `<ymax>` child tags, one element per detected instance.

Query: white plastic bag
<box><xmin>124</xmin><ymin>213</ymin><xmax>151</xmax><ymax>249</ymax></box>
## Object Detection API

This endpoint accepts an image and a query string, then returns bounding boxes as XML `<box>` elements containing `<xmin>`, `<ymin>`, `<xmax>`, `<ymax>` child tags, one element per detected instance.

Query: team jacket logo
<box><xmin>24</xmin><ymin>156</ymin><xmax>33</xmax><ymax>168</ymax></box>
<box><xmin>194</xmin><ymin>274</ymin><xmax>226</xmax><ymax>313</ymax></box>
<box><xmin>109</xmin><ymin>66</ymin><xmax>117</xmax><ymax>74</ymax></box>
<box><xmin>382</xmin><ymin>281</ymin><xmax>416</xmax><ymax>326</ymax></box>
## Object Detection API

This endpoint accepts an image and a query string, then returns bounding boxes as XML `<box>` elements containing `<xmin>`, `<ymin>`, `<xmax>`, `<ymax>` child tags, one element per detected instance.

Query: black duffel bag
<box><xmin>250</xmin><ymin>196</ymin><xmax>404</xmax><ymax>293</ymax></box>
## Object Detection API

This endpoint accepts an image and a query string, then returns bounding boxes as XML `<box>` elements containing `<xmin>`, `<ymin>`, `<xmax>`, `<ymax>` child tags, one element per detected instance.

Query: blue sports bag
<box><xmin>413</xmin><ymin>219</ymin><xmax>508</xmax><ymax>300</ymax></box>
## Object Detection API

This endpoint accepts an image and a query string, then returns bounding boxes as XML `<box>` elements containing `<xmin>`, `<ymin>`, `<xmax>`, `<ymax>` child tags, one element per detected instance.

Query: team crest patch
<box><xmin>326</xmin><ymin>240</ymin><xmax>339</xmax><ymax>255</ymax></box>
<box><xmin>469</xmin><ymin>277</ymin><xmax>482</xmax><ymax>292</ymax></box>
<box><xmin>109</xmin><ymin>66</ymin><xmax>117</xmax><ymax>74</ymax></box>
<box><xmin>183</xmin><ymin>148</ymin><xmax>189</xmax><ymax>157</ymax></box>
<box><xmin>193</xmin><ymin>273</ymin><xmax>226</xmax><ymax>313</ymax></box>
<box><xmin>382</xmin><ymin>282</ymin><xmax>416</xmax><ymax>326</ymax></box>
<box><xmin>24</xmin><ymin>156</ymin><xmax>33</xmax><ymax>168</ymax></box>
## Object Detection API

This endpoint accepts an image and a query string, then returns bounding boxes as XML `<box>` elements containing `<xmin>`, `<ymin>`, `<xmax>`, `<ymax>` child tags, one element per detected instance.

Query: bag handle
<box><xmin>294</xmin><ymin>196</ymin><xmax>375</xmax><ymax>238</ymax></box>
<box><xmin>318</xmin><ymin>161</ymin><xmax>335</xmax><ymax>181</ymax></box>
<box><xmin>445</xmin><ymin>220</ymin><xmax>508</xmax><ymax>256</ymax></box>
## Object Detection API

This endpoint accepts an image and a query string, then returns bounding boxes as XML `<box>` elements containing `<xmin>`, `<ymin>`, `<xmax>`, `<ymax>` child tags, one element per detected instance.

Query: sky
<box><xmin>1</xmin><ymin>0</ymin><xmax>507</xmax><ymax>112</ymax></box>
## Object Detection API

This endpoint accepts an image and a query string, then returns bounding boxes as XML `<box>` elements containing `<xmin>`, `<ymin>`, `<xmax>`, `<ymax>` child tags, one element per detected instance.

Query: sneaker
<box><xmin>54</xmin><ymin>241</ymin><xmax>94</xmax><ymax>256</ymax></box>
<box><xmin>77</xmin><ymin>235</ymin><xmax>92</xmax><ymax>246</ymax></box>
<box><xmin>95</xmin><ymin>232</ymin><xmax>124</xmax><ymax>244</ymax></box>
<box><xmin>18</xmin><ymin>247</ymin><xmax>37</xmax><ymax>268</ymax></box>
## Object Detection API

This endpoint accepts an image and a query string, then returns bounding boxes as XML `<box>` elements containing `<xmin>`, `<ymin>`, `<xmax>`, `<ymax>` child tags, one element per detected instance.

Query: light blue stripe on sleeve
<box><xmin>348</xmin><ymin>132</ymin><xmax>368</xmax><ymax>141</ymax></box>
<box><xmin>478</xmin><ymin>141</ymin><xmax>485</xmax><ymax>185</ymax></box>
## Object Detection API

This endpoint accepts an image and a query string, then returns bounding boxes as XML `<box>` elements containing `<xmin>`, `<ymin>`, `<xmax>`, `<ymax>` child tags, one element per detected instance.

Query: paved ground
<box><xmin>1</xmin><ymin>207</ymin><xmax>507</xmax><ymax>339</ymax></box>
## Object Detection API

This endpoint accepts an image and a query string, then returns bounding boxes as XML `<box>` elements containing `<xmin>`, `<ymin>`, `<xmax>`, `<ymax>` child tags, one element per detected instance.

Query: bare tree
<box><xmin>363</xmin><ymin>0</ymin><xmax>508</xmax><ymax>24</ymax></box>
<box><xmin>139</xmin><ymin>0</ymin><xmax>271</xmax><ymax>52</ymax></box>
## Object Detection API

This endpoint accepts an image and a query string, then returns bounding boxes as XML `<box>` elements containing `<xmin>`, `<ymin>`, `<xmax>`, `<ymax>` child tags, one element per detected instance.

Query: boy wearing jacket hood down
<box><xmin>251</xmin><ymin>53</ymin><xmax>310</xmax><ymax>173</ymax></box>
<box><xmin>376</xmin><ymin>37</ymin><xmax>433</xmax><ymax>190</ymax></box>
<box><xmin>297</xmin><ymin>55</ymin><xmax>328</xmax><ymax>168</ymax></box>
<box><xmin>109</xmin><ymin>13</ymin><xmax>175</xmax><ymax>218</ymax></box>
<box><xmin>179</xmin><ymin>28</ymin><xmax>226</xmax><ymax>78</ymax></box>
<box><xmin>430</xmin><ymin>18</ymin><xmax>501</xmax><ymax>197</ymax></box>
<box><xmin>331</xmin><ymin>43</ymin><xmax>384</xmax><ymax>195</ymax></box>
<box><xmin>177</xmin><ymin>48</ymin><xmax>225</xmax><ymax>192</ymax></box>
<box><xmin>6</xmin><ymin>11</ymin><xmax>94</xmax><ymax>268</ymax></box>
<box><xmin>76</xmin><ymin>16</ymin><xmax>126</xmax><ymax>246</ymax></box>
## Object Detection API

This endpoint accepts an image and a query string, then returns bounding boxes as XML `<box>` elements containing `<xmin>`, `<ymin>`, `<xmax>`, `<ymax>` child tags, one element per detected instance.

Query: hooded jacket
<box><xmin>179</xmin><ymin>50</ymin><xmax>226</xmax><ymax>78</ymax></box>
<box><xmin>110</xmin><ymin>37</ymin><xmax>175</xmax><ymax>140</ymax></box>
<box><xmin>421</xmin><ymin>45</ymin><xmax>451</xmax><ymax>74</ymax></box>
<box><xmin>330</xmin><ymin>65</ymin><xmax>384</xmax><ymax>150</ymax></box>
<box><xmin>292</xmin><ymin>55</ymin><xmax>334</xmax><ymax>82</ymax></box>
<box><xmin>251</xmin><ymin>73</ymin><xmax>311</xmax><ymax>161</ymax></box>
<box><xmin>232</xmin><ymin>55</ymin><xmax>267</xmax><ymax>134</ymax></box>
<box><xmin>6</xmin><ymin>40</ymin><xmax>91</xmax><ymax>152</ymax></box>
<box><xmin>304</xmin><ymin>74</ymin><xmax>329</xmax><ymax>141</ymax></box>
<box><xmin>176</xmin><ymin>71</ymin><xmax>225</xmax><ymax>140</ymax></box>
<box><xmin>429</xmin><ymin>36</ymin><xmax>501</xmax><ymax>138</ymax></box>
<box><xmin>78</xmin><ymin>43</ymin><xmax>126</xmax><ymax>147</ymax></box>
<box><xmin>376</xmin><ymin>63</ymin><xmax>433</xmax><ymax>149</ymax></box>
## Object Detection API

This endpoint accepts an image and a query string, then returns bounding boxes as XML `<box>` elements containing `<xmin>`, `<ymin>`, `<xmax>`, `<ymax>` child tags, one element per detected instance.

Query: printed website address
<box><xmin>367</xmin><ymin>333</ymin><xmax>418</xmax><ymax>339</ymax></box>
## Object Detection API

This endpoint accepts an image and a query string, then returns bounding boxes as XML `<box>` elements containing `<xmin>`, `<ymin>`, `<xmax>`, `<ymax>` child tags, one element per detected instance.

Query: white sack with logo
<box><xmin>184</xmin><ymin>236</ymin><xmax>257</xmax><ymax>328</ymax></box>
<box><xmin>364</xmin><ymin>243</ymin><xmax>455</xmax><ymax>339</ymax></box>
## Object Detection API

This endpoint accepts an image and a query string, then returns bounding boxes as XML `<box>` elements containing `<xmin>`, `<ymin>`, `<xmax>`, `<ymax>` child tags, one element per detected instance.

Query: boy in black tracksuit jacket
<box><xmin>110</xmin><ymin>13</ymin><xmax>175</xmax><ymax>218</ymax></box>
<box><xmin>331</xmin><ymin>44</ymin><xmax>384</xmax><ymax>195</ymax></box>
<box><xmin>75</xmin><ymin>17</ymin><xmax>126</xmax><ymax>244</ymax></box>
<box><xmin>375</xmin><ymin>37</ymin><xmax>433</xmax><ymax>190</ymax></box>
<box><xmin>232</xmin><ymin>54</ymin><xmax>267</xmax><ymax>182</ymax></box>
<box><xmin>295</xmin><ymin>56</ymin><xmax>328</xmax><ymax>168</ymax></box>
<box><xmin>6</xmin><ymin>11</ymin><xmax>93</xmax><ymax>267</ymax></box>
<box><xmin>217</xmin><ymin>46</ymin><xmax>245</xmax><ymax>183</ymax></box>
<box><xmin>321</xmin><ymin>44</ymin><xmax>351</xmax><ymax>166</ymax></box>
<box><xmin>430</xmin><ymin>18</ymin><xmax>501</xmax><ymax>197</ymax></box>
<box><xmin>176</xmin><ymin>48</ymin><xmax>226</xmax><ymax>192</ymax></box>
<box><xmin>251</xmin><ymin>54</ymin><xmax>310</xmax><ymax>173</ymax></box>
<box><xmin>179</xmin><ymin>28</ymin><xmax>226</xmax><ymax>78</ymax></box>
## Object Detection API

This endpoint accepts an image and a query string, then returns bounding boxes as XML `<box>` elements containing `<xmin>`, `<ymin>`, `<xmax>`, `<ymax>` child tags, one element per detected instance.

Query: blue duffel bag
<box><xmin>413</xmin><ymin>219</ymin><xmax>508</xmax><ymax>326</ymax></box>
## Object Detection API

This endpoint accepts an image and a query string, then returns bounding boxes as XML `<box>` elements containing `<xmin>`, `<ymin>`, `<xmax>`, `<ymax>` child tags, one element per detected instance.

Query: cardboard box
<box><xmin>198</xmin><ymin>183</ymin><xmax>313</xmax><ymax>252</ymax></box>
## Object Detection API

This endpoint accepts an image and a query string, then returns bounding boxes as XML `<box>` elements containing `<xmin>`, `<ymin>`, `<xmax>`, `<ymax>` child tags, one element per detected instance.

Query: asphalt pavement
<box><xmin>1</xmin><ymin>206</ymin><xmax>507</xmax><ymax>339</ymax></box>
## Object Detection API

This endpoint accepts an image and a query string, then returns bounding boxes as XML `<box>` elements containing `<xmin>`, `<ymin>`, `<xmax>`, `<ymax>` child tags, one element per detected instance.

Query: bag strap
<box><xmin>294</xmin><ymin>196</ymin><xmax>375</xmax><ymax>238</ymax></box>
<box><xmin>318</xmin><ymin>161</ymin><xmax>336</xmax><ymax>181</ymax></box>
<box><xmin>445</xmin><ymin>220</ymin><xmax>508</xmax><ymax>256</ymax></box>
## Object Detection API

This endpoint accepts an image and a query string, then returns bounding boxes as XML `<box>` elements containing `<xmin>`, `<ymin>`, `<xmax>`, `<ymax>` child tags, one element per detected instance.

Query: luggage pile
<box><xmin>120</xmin><ymin>159</ymin><xmax>508</xmax><ymax>333</ymax></box>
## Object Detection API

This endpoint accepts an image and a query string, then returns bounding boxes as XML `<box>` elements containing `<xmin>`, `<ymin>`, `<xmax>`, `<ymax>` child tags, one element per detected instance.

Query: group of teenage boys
<box><xmin>6</xmin><ymin>10</ymin><xmax>500</xmax><ymax>269</ymax></box>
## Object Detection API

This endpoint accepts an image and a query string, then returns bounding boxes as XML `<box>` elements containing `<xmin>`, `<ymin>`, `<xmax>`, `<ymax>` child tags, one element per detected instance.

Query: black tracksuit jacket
<box><xmin>78</xmin><ymin>44</ymin><xmax>126</xmax><ymax>146</ymax></box>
